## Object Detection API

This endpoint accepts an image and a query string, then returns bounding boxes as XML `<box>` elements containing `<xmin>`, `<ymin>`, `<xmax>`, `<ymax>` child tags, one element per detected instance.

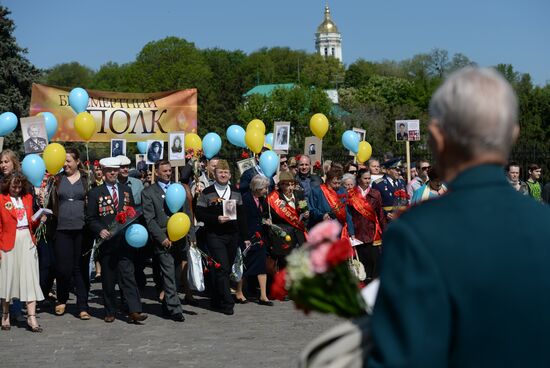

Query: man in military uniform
<box><xmin>24</xmin><ymin>124</ymin><xmax>48</xmax><ymax>153</ymax></box>
<box><xmin>371</xmin><ymin>158</ymin><xmax>406</xmax><ymax>221</ymax></box>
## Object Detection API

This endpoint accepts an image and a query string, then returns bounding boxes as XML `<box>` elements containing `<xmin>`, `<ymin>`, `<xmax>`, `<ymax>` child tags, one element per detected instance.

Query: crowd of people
<box><xmin>0</xmin><ymin>76</ymin><xmax>549</xmax><ymax>338</ymax></box>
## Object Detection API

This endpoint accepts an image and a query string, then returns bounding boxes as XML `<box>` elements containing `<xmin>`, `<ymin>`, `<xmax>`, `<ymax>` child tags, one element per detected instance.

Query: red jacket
<box><xmin>0</xmin><ymin>193</ymin><xmax>38</xmax><ymax>252</ymax></box>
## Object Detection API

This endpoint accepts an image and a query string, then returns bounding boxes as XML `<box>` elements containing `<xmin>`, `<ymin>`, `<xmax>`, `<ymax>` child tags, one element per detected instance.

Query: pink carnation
<box><xmin>309</xmin><ymin>242</ymin><xmax>332</xmax><ymax>273</ymax></box>
<box><xmin>305</xmin><ymin>220</ymin><xmax>341</xmax><ymax>248</ymax></box>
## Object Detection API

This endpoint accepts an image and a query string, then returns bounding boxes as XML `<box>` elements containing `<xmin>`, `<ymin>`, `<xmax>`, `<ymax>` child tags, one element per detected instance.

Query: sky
<box><xmin>3</xmin><ymin>0</ymin><xmax>550</xmax><ymax>85</ymax></box>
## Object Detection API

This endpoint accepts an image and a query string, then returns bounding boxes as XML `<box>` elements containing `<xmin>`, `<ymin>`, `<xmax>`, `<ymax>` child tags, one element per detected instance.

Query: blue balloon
<box><xmin>68</xmin><ymin>87</ymin><xmax>89</xmax><ymax>113</ymax></box>
<box><xmin>265</xmin><ymin>133</ymin><xmax>274</xmax><ymax>146</ymax></box>
<box><xmin>259</xmin><ymin>150</ymin><xmax>279</xmax><ymax>178</ymax></box>
<box><xmin>22</xmin><ymin>154</ymin><xmax>46</xmax><ymax>187</ymax></box>
<box><xmin>203</xmin><ymin>132</ymin><xmax>222</xmax><ymax>159</ymax></box>
<box><xmin>0</xmin><ymin>112</ymin><xmax>18</xmax><ymax>136</ymax></box>
<box><xmin>125</xmin><ymin>224</ymin><xmax>148</xmax><ymax>248</ymax></box>
<box><xmin>137</xmin><ymin>141</ymin><xmax>147</xmax><ymax>154</ymax></box>
<box><xmin>40</xmin><ymin>112</ymin><xmax>58</xmax><ymax>140</ymax></box>
<box><xmin>165</xmin><ymin>183</ymin><xmax>187</xmax><ymax>213</ymax></box>
<box><xmin>342</xmin><ymin>130</ymin><xmax>360</xmax><ymax>154</ymax></box>
<box><xmin>226</xmin><ymin>125</ymin><xmax>246</xmax><ymax>148</ymax></box>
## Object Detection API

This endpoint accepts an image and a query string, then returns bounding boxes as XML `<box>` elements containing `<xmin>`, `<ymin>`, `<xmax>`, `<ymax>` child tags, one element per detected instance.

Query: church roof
<box><xmin>316</xmin><ymin>5</ymin><xmax>339</xmax><ymax>34</ymax></box>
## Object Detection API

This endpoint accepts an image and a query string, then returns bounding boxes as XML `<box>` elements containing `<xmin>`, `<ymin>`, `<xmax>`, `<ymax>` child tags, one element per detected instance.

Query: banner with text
<box><xmin>30</xmin><ymin>83</ymin><xmax>197</xmax><ymax>142</ymax></box>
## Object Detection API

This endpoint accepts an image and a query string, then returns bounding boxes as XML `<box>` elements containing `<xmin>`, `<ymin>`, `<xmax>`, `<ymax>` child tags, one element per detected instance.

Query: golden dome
<box><xmin>316</xmin><ymin>5</ymin><xmax>339</xmax><ymax>34</ymax></box>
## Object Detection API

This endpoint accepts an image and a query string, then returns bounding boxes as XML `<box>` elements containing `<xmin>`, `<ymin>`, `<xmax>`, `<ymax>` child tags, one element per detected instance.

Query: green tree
<box><xmin>42</xmin><ymin>61</ymin><xmax>95</xmax><ymax>87</ymax></box>
<box><xmin>301</xmin><ymin>54</ymin><xmax>345</xmax><ymax>89</ymax></box>
<box><xmin>0</xmin><ymin>6</ymin><xmax>40</xmax><ymax>152</ymax></box>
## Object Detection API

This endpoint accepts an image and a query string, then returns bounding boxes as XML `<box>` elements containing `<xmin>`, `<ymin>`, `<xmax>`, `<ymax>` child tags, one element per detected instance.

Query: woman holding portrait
<box><xmin>0</xmin><ymin>173</ymin><xmax>44</xmax><ymax>332</ymax></box>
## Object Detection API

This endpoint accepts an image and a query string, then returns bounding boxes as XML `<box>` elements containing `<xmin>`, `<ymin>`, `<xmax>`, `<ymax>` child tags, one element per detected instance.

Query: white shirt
<box><xmin>359</xmin><ymin>186</ymin><xmax>370</xmax><ymax>198</ymax></box>
<box><xmin>11</xmin><ymin>197</ymin><xmax>29</xmax><ymax>227</ymax></box>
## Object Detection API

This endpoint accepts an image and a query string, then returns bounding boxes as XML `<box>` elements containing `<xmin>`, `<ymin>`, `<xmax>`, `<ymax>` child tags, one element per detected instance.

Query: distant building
<box><xmin>315</xmin><ymin>5</ymin><xmax>342</xmax><ymax>63</ymax></box>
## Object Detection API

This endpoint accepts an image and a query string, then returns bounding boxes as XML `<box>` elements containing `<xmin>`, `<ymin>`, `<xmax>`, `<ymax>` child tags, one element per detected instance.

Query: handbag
<box><xmin>230</xmin><ymin>247</ymin><xmax>244</xmax><ymax>282</ymax></box>
<box><xmin>349</xmin><ymin>246</ymin><xmax>366</xmax><ymax>281</ymax></box>
<box><xmin>187</xmin><ymin>245</ymin><xmax>205</xmax><ymax>292</ymax></box>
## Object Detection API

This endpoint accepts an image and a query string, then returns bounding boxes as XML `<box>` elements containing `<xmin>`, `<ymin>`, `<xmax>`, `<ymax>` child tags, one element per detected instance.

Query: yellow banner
<box><xmin>29</xmin><ymin>83</ymin><xmax>197</xmax><ymax>142</ymax></box>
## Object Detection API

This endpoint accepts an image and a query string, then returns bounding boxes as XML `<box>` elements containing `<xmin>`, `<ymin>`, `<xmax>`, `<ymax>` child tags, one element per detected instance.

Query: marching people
<box><xmin>196</xmin><ymin>160</ymin><xmax>250</xmax><ymax>315</ymax></box>
<box><xmin>237</xmin><ymin>175</ymin><xmax>272</xmax><ymax>306</ymax></box>
<box><xmin>86</xmin><ymin>157</ymin><xmax>147</xmax><ymax>324</ymax></box>
<box><xmin>371</xmin><ymin>158</ymin><xmax>407</xmax><ymax>221</ymax></box>
<box><xmin>308</xmin><ymin>167</ymin><xmax>354</xmax><ymax>238</ymax></box>
<box><xmin>142</xmin><ymin>160</ymin><xmax>195</xmax><ymax>322</ymax></box>
<box><xmin>526</xmin><ymin>163</ymin><xmax>543</xmax><ymax>201</ymax></box>
<box><xmin>117</xmin><ymin>156</ymin><xmax>144</xmax><ymax>210</ymax></box>
<box><xmin>239</xmin><ymin>148</ymin><xmax>275</xmax><ymax>194</ymax></box>
<box><xmin>0</xmin><ymin>173</ymin><xmax>45</xmax><ymax>332</ymax></box>
<box><xmin>347</xmin><ymin>169</ymin><xmax>386</xmax><ymax>281</ymax></box>
<box><xmin>265</xmin><ymin>171</ymin><xmax>309</xmax><ymax>270</ymax></box>
<box><xmin>295</xmin><ymin>155</ymin><xmax>323</xmax><ymax>200</ymax></box>
<box><xmin>406</xmin><ymin>159</ymin><xmax>430</xmax><ymax>198</ymax></box>
<box><xmin>411</xmin><ymin>166</ymin><xmax>448</xmax><ymax>204</ymax></box>
<box><xmin>505</xmin><ymin>161</ymin><xmax>528</xmax><ymax>194</ymax></box>
<box><xmin>49</xmin><ymin>148</ymin><xmax>91</xmax><ymax>319</ymax></box>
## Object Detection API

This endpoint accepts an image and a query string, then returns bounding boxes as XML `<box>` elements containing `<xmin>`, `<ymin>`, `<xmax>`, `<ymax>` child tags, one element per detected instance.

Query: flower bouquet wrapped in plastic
<box><xmin>271</xmin><ymin>220</ymin><xmax>367</xmax><ymax>318</ymax></box>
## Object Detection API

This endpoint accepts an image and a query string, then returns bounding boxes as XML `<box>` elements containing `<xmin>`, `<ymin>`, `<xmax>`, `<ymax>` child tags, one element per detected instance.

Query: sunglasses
<box><xmin>421</xmin><ymin>166</ymin><xmax>432</xmax><ymax>171</ymax></box>
<box><xmin>348</xmin><ymin>170</ymin><xmax>357</xmax><ymax>174</ymax></box>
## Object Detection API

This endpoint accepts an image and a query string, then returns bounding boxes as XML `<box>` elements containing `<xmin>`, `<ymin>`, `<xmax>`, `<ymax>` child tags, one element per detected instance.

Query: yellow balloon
<box><xmin>245</xmin><ymin>128</ymin><xmax>264</xmax><ymax>154</ymax></box>
<box><xmin>43</xmin><ymin>143</ymin><xmax>66</xmax><ymax>174</ymax></box>
<box><xmin>310</xmin><ymin>113</ymin><xmax>329</xmax><ymax>139</ymax></box>
<box><xmin>247</xmin><ymin>119</ymin><xmax>265</xmax><ymax>135</ymax></box>
<box><xmin>74</xmin><ymin>112</ymin><xmax>96</xmax><ymax>141</ymax></box>
<box><xmin>357</xmin><ymin>141</ymin><xmax>373</xmax><ymax>164</ymax></box>
<box><xmin>185</xmin><ymin>133</ymin><xmax>202</xmax><ymax>151</ymax></box>
<box><xmin>167</xmin><ymin>213</ymin><xmax>191</xmax><ymax>241</ymax></box>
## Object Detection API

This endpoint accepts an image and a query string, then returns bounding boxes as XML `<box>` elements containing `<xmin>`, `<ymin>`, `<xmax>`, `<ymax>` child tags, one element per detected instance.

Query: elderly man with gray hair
<box><xmin>366</xmin><ymin>67</ymin><xmax>550</xmax><ymax>367</ymax></box>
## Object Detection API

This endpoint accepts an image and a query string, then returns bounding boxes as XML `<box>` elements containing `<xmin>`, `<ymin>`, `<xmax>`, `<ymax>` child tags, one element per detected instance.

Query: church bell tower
<box><xmin>315</xmin><ymin>5</ymin><xmax>342</xmax><ymax>63</ymax></box>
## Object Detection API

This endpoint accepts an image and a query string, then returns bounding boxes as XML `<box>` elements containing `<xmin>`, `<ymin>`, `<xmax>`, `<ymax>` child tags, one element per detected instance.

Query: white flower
<box><xmin>286</xmin><ymin>248</ymin><xmax>314</xmax><ymax>285</ymax></box>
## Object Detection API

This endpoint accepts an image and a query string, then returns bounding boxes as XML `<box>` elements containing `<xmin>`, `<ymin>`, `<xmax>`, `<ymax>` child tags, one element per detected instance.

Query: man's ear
<box><xmin>428</xmin><ymin>121</ymin><xmax>445</xmax><ymax>155</ymax></box>
<box><xmin>511</xmin><ymin>124</ymin><xmax>520</xmax><ymax>144</ymax></box>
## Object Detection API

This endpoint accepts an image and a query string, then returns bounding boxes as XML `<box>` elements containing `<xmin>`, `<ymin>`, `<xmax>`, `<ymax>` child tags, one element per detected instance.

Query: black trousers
<box><xmin>154</xmin><ymin>241</ymin><xmax>185</xmax><ymax>315</ymax></box>
<box><xmin>37</xmin><ymin>237</ymin><xmax>55</xmax><ymax>298</ymax></box>
<box><xmin>99</xmin><ymin>238</ymin><xmax>142</xmax><ymax>317</ymax></box>
<box><xmin>355</xmin><ymin>242</ymin><xmax>381</xmax><ymax>280</ymax></box>
<box><xmin>54</xmin><ymin>229</ymin><xmax>89</xmax><ymax>311</ymax></box>
<box><xmin>206</xmin><ymin>232</ymin><xmax>238</xmax><ymax>312</ymax></box>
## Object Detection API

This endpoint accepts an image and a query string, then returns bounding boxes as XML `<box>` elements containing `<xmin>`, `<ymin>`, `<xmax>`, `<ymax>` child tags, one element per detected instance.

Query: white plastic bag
<box><xmin>187</xmin><ymin>245</ymin><xmax>205</xmax><ymax>292</ymax></box>
<box><xmin>230</xmin><ymin>247</ymin><xmax>244</xmax><ymax>282</ymax></box>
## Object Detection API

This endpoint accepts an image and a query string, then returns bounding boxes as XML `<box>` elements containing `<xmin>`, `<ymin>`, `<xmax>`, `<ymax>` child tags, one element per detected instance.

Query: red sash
<box><xmin>348</xmin><ymin>188</ymin><xmax>383</xmax><ymax>245</ymax></box>
<box><xmin>267</xmin><ymin>191</ymin><xmax>306</xmax><ymax>233</ymax></box>
<box><xmin>319</xmin><ymin>184</ymin><xmax>349</xmax><ymax>239</ymax></box>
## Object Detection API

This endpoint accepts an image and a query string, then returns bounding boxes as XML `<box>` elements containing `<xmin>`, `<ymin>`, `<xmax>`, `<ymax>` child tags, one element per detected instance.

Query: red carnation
<box><xmin>241</xmin><ymin>151</ymin><xmax>249</xmax><ymax>159</ymax></box>
<box><xmin>325</xmin><ymin>238</ymin><xmax>353</xmax><ymax>267</ymax></box>
<box><xmin>115</xmin><ymin>212</ymin><xmax>127</xmax><ymax>224</ymax></box>
<box><xmin>282</xmin><ymin>243</ymin><xmax>289</xmax><ymax>250</ymax></box>
<box><xmin>214</xmin><ymin>263</ymin><xmax>221</xmax><ymax>269</ymax></box>
<box><xmin>259</xmin><ymin>240</ymin><xmax>264</xmax><ymax>246</ymax></box>
<box><xmin>294</xmin><ymin>154</ymin><xmax>302</xmax><ymax>162</ymax></box>
<box><xmin>93</xmin><ymin>160</ymin><xmax>100</xmax><ymax>167</ymax></box>
<box><xmin>84</xmin><ymin>160</ymin><xmax>90</xmax><ymax>167</ymax></box>
<box><xmin>203</xmin><ymin>267</ymin><xmax>209</xmax><ymax>274</ymax></box>
<box><xmin>125</xmin><ymin>206</ymin><xmax>137</xmax><ymax>218</ymax></box>
<box><xmin>207</xmin><ymin>259</ymin><xmax>213</xmax><ymax>266</ymax></box>
<box><xmin>254</xmin><ymin>231</ymin><xmax>261</xmax><ymax>239</ymax></box>
<box><xmin>270</xmin><ymin>269</ymin><xmax>288</xmax><ymax>301</ymax></box>
<box><xmin>313</xmin><ymin>160</ymin><xmax>321</xmax><ymax>169</ymax></box>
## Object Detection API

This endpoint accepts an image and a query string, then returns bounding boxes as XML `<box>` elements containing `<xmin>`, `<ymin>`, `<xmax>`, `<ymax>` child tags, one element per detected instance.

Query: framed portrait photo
<box><xmin>111</xmin><ymin>139</ymin><xmax>126</xmax><ymax>157</ymax></box>
<box><xmin>135</xmin><ymin>154</ymin><xmax>148</xmax><ymax>172</ymax></box>
<box><xmin>395</xmin><ymin>119</ymin><xmax>421</xmax><ymax>142</ymax></box>
<box><xmin>21</xmin><ymin>116</ymin><xmax>49</xmax><ymax>154</ymax></box>
<box><xmin>223</xmin><ymin>199</ymin><xmax>237</xmax><ymax>220</ymax></box>
<box><xmin>273</xmin><ymin>121</ymin><xmax>291</xmax><ymax>153</ymax></box>
<box><xmin>304</xmin><ymin>136</ymin><xmax>322</xmax><ymax>166</ymax></box>
<box><xmin>350</xmin><ymin>127</ymin><xmax>366</xmax><ymax>156</ymax></box>
<box><xmin>237</xmin><ymin>157</ymin><xmax>256</xmax><ymax>175</ymax></box>
<box><xmin>168</xmin><ymin>131</ymin><xmax>186</xmax><ymax>166</ymax></box>
<box><xmin>146</xmin><ymin>140</ymin><xmax>164</xmax><ymax>165</ymax></box>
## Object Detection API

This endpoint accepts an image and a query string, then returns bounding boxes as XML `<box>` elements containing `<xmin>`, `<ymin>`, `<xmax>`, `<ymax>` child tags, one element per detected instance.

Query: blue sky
<box><xmin>4</xmin><ymin>0</ymin><xmax>549</xmax><ymax>85</ymax></box>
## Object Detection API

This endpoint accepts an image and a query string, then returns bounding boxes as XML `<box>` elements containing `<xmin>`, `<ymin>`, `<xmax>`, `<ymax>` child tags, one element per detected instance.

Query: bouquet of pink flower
<box><xmin>271</xmin><ymin>220</ymin><xmax>367</xmax><ymax>318</ymax></box>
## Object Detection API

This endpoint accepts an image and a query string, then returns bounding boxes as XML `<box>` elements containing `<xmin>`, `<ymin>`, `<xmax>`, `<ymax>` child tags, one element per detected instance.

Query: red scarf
<box><xmin>319</xmin><ymin>184</ymin><xmax>349</xmax><ymax>239</ymax></box>
<box><xmin>347</xmin><ymin>187</ymin><xmax>382</xmax><ymax>245</ymax></box>
<box><xmin>267</xmin><ymin>191</ymin><xmax>306</xmax><ymax>233</ymax></box>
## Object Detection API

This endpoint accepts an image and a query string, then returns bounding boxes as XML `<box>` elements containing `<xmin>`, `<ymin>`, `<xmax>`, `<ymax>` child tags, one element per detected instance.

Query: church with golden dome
<box><xmin>315</xmin><ymin>4</ymin><xmax>342</xmax><ymax>63</ymax></box>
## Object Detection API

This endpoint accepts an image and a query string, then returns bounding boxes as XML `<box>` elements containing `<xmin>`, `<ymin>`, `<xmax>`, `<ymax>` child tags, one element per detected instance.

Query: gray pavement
<box><xmin>0</xmin><ymin>275</ymin><xmax>341</xmax><ymax>368</ymax></box>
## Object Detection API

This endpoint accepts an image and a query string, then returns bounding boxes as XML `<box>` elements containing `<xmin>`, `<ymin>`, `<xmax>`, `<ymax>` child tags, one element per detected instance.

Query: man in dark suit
<box><xmin>86</xmin><ymin>157</ymin><xmax>147</xmax><ymax>324</ymax></box>
<box><xmin>142</xmin><ymin>160</ymin><xmax>195</xmax><ymax>322</ymax></box>
<box><xmin>367</xmin><ymin>67</ymin><xmax>550</xmax><ymax>366</ymax></box>
<box><xmin>24</xmin><ymin>124</ymin><xmax>48</xmax><ymax>153</ymax></box>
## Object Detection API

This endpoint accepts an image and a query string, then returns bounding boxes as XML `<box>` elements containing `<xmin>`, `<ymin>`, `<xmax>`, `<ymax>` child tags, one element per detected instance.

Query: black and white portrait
<box><xmin>135</xmin><ymin>154</ymin><xmax>147</xmax><ymax>172</ymax></box>
<box><xmin>304</xmin><ymin>136</ymin><xmax>322</xmax><ymax>165</ymax></box>
<box><xmin>237</xmin><ymin>158</ymin><xmax>256</xmax><ymax>175</ymax></box>
<box><xmin>111</xmin><ymin>139</ymin><xmax>126</xmax><ymax>157</ymax></box>
<box><xmin>273</xmin><ymin>122</ymin><xmax>291</xmax><ymax>152</ymax></box>
<box><xmin>223</xmin><ymin>199</ymin><xmax>237</xmax><ymax>220</ymax></box>
<box><xmin>146</xmin><ymin>140</ymin><xmax>164</xmax><ymax>164</ymax></box>
<box><xmin>169</xmin><ymin>132</ymin><xmax>185</xmax><ymax>161</ymax></box>
<box><xmin>21</xmin><ymin>116</ymin><xmax>48</xmax><ymax>154</ymax></box>
<box><xmin>308</xmin><ymin>143</ymin><xmax>316</xmax><ymax>155</ymax></box>
<box><xmin>396</xmin><ymin>122</ymin><xmax>408</xmax><ymax>141</ymax></box>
